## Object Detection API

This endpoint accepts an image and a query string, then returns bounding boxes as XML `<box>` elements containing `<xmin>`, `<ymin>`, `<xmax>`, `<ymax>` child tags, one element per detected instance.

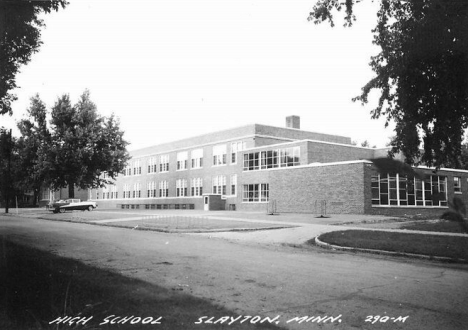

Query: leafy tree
<box><xmin>0</xmin><ymin>129</ymin><xmax>22</xmax><ymax>212</ymax></box>
<box><xmin>309</xmin><ymin>0</ymin><xmax>468</xmax><ymax>169</ymax></box>
<box><xmin>17</xmin><ymin>95</ymin><xmax>51</xmax><ymax>206</ymax></box>
<box><xmin>0</xmin><ymin>0</ymin><xmax>67</xmax><ymax>115</ymax></box>
<box><xmin>33</xmin><ymin>90</ymin><xmax>130</xmax><ymax>198</ymax></box>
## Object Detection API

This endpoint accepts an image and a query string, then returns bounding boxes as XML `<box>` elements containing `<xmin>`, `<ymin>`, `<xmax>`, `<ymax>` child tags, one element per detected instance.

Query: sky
<box><xmin>2</xmin><ymin>0</ymin><xmax>394</xmax><ymax>150</ymax></box>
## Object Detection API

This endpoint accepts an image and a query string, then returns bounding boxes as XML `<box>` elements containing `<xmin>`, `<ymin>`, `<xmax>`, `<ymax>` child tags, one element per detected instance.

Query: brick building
<box><xmin>91</xmin><ymin>116</ymin><xmax>468</xmax><ymax>215</ymax></box>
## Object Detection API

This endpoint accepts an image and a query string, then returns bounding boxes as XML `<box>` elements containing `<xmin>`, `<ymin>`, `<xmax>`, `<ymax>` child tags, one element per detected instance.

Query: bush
<box><xmin>441</xmin><ymin>211</ymin><xmax>464</xmax><ymax>223</ymax></box>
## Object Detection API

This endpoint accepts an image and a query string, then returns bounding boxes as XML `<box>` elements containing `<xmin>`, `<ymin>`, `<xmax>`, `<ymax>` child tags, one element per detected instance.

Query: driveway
<box><xmin>1</xmin><ymin>215</ymin><xmax>467</xmax><ymax>330</ymax></box>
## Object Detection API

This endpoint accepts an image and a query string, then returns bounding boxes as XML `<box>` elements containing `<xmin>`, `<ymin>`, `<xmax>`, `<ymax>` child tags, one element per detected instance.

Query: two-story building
<box><xmin>88</xmin><ymin>116</ymin><xmax>468</xmax><ymax>216</ymax></box>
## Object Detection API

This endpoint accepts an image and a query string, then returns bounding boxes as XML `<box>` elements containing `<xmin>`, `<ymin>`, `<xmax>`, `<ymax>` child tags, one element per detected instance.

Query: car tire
<box><xmin>59</xmin><ymin>208</ymin><xmax>66</xmax><ymax>213</ymax></box>
<box><xmin>88</xmin><ymin>206</ymin><xmax>93</xmax><ymax>211</ymax></box>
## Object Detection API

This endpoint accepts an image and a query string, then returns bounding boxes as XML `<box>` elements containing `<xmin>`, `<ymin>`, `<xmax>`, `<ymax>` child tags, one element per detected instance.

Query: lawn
<box><xmin>313</xmin><ymin>230</ymin><xmax>468</xmax><ymax>261</ymax></box>
<box><xmin>399</xmin><ymin>220</ymin><xmax>467</xmax><ymax>233</ymax></box>
<box><xmin>0</xmin><ymin>240</ymin><xmax>282</xmax><ymax>330</ymax></box>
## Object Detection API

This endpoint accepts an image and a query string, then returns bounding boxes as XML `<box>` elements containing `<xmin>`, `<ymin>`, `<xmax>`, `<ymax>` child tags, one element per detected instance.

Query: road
<box><xmin>1</xmin><ymin>215</ymin><xmax>467</xmax><ymax>330</ymax></box>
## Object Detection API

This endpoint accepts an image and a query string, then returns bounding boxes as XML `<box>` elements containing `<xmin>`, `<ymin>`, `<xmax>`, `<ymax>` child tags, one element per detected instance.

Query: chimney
<box><xmin>286</xmin><ymin>115</ymin><xmax>300</xmax><ymax>129</ymax></box>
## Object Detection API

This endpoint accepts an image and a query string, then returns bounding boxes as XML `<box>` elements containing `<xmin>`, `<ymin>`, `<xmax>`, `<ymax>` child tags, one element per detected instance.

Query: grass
<box><xmin>313</xmin><ymin>230</ymin><xmax>468</xmax><ymax>260</ymax></box>
<box><xmin>36</xmin><ymin>212</ymin><xmax>288</xmax><ymax>232</ymax></box>
<box><xmin>0</xmin><ymin>240</ymin><xmax>282</xmax><ymax>330</ymax></box>
<box><xmin>399</xmin><ymin>220</ymin><xmax>467</xmax><ymax>233</ymax></box>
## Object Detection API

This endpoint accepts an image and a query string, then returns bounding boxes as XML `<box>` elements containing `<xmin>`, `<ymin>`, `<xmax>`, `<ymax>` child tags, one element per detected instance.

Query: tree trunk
<box><xmin>68</xmin><ymin>183</ymin><xmax>75</xmax><ymax>199</ymax></box>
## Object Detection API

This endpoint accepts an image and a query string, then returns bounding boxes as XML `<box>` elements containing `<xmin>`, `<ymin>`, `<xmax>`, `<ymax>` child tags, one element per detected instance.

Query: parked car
<box><xmin>49</xmin><ymin>199</ymin><xmax>97</xmax><ymax>213</ymax></box>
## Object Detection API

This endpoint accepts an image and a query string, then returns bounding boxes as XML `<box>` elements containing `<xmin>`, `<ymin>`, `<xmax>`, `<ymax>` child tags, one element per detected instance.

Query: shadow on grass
<box><xmin>312</xmin><ymin>230</ymin><xmax>468</xmax><ymax>261</ymax></box>
<box><xmin>0</xmin><ymin>240</ymin><xmax>284</xmax><ymax>330</ymax></box>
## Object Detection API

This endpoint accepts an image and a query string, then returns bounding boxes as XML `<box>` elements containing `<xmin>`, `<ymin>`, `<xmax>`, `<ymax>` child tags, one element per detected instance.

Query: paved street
<box><xmin>1</xmin><ymin>215</ymin><xmax>467</xmax><ymax>330</ymax></box>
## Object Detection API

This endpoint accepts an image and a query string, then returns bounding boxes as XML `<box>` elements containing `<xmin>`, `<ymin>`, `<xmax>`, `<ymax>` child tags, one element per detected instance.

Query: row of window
<box><xmin>98</xmin><ymin>176</ymin><xmax>237</xmax><ymax>200</ymax></box>
<box><xmin>243</xmin><ymin>146</ymin><xmax>300</xmax><ymax>171</ymax></box>
<box><xmin>372</xmin><ymin>174</ymin><xmax>448</xmax><ymax>207</ymax></box>
<box><xmin>97</xmin><ymin>178</ymin><xmax>270</xmax><ymax>203</ymax></box>
<box><xmin>122</xmin><ymin>142</ymin><xmax>247</xmax><ymax>176</ymax></box>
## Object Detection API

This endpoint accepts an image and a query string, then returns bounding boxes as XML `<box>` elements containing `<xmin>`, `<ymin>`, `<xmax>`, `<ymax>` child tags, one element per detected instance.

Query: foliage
<box><xmin>16</xmin><ymin>95</ymin><xmax>51</xmax><ymax>205</ymax></box>
<box><xmin>21</xmin><ymin>90</ymin><xmax>130</xmax><ymax>198</ymax></box>
<box><xmin>0</xmin><ymin>129</ymin><xmax>23</xmax><ymax>211</ymax></box>
<box><xmin>0</xmin><ymin>0</ymin><xmax>67</xmax><ymax>115</ymax></box>
<box><xmin>369</xmin><ymin>157</ymin><xmax>425</xmax><ymax>180</ymax></box>
<box><xmin>309</xmin><ymin>0</ymin><xmax>468</xmax><ymax>169</ymax></box>
<box><xmin>441</xmin><ymin>197</ymin><xmax>468</xmax><ymax>233</ymax></box>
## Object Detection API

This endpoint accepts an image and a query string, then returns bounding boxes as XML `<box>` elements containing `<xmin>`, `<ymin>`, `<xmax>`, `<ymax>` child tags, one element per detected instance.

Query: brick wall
<box><xmin>238</xmin><ymin>162</ymin><xmax>366</xmax><ymax>214</ymax></box>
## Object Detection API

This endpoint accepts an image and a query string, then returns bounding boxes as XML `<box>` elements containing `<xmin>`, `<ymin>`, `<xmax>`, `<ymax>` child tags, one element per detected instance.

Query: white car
<box><xmin>50</xmin><ymin>199</ymin><xmax>98</xmax><ymax>213</ymax></box>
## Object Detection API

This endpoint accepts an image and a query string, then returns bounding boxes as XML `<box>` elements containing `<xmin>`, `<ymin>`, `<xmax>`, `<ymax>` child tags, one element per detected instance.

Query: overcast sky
<box><xmin>3</xmin><ymin>0</ymin><xmax>393</xmax><ymax>150</ymax></box>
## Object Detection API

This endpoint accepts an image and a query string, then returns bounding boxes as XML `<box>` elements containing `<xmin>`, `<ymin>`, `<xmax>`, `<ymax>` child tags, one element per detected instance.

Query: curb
<box><xmin>314</xmin><ymin>235</ymin><xmax>468</xmax><ymax>263</ymax></box>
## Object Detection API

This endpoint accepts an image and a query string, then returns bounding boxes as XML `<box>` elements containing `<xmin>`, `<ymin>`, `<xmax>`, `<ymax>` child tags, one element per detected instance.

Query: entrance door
<box><xmin>204</xmin><ymin>196</ymin><xmax>209</xmax><ymax>211</ymax></box>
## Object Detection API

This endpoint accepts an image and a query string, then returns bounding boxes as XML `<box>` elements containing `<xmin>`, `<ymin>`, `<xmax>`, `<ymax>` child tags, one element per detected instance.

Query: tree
<box><xmin>34</xmin><ymin>90</ymin><xmax>130</xmax><ymax>198</ymax></box>
<box><xmin>0</xmin><ymin>129</ymin><xmax>22</xmax><ymax>212</ymax></box>
<box><xmin>0</xmin><ymin>0</ymin><xmax>67</xmax><ymax>115</ymax></box>
<box><xmin>17</xmin><ymin>95</ymin><xmax>51</xmax><ymax>206</ymax></box>
<box><xmin>309</xmin><ymin>0</ymin><xmax>468</xmax><ymax>169</ymax></box>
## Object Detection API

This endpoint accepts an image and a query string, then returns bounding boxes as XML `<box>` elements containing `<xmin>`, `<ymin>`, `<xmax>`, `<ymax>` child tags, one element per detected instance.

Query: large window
<box><xmin>177</xmin><ymin>152</ymin><xmax>188</xmax><ymax>171</ymax></box>
<box><xmin>231</xmin><ymin>141</ymin><xmax>246</xmax><ymax>164</ymax></box>
<box><xmin>159</xmin><ymin>181</ymin><xmax>169</xmax><ymax>197</ymax></box>
<box><xmin>213</xmin><ymin>145</ymin><xmax>227</xmax><ymax>166</ymax></box>
<box><xmin>212</xmin><ymin>175</ymin><xmax>226</xmax><ymax>195</ymax></box>
<box><xmin>147</xmin><ymin>181</ymin><xmax>156</xmax><ymax>198</ymax></box>
<box><xmin>133</xmin><ymin>160</ymin><xmax>141</xmax><ymax>175</ymax></box>
<box><xmin>160</xmin><ymin>155</ymin><xmax>169</xmax><ymax>172</ymax></box>
<box><xmin>244</xmin><ymin>146</ymin><xmax>300</xmax><ymax>171</ymax></box>
<box><xmin>133</xmin><ymin>183</ymin><xmax>141</xmax><ymax>198</ymax></box>
<box><xmin>123</xmin><ymin>184</ymin><xmax>130</xmax><ymax>199</ymax></box>
<box><xmin>242</xmin><ymin>184</ymin><xmax>269</xmax><ymax>202</ymax></box>
<box><xmin>191</xmin><ymin>149</ymin><xmax>203</xmax><ymax>169</ymax></box>
<box><xmin>191</xmin><ymin>178</ymin><xmax>203</xmax><ymax>196</ymax></box>
<box><xmin>111</xmin><ymin>185</ymin><xmax>118</xmax><ymax>199</ymax></box>
<box><xmin>372</xmin><ymin>174</ymin><xmax>447</xmax><ymax>207</ymax></box>
<box><xmin>176</xmin><ymin>179</ymin><xmax>188</xmax><ymax>197</ymax></box>
<box><xmin>148</xmin><ymin>157</ymin><xmax>157</xmax><ymax>173</ymax></box>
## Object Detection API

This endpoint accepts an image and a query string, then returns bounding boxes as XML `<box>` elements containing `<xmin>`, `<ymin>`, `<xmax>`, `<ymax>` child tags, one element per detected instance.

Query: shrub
<box><xmin>441</xmin><ymin>197</ymin><xmax>468</xmax><ymax>233</ymax></box>
<box><xmin>441</xmin><ymin>211</ymin><xmax>464</xmax><ymax>223</ymax></box>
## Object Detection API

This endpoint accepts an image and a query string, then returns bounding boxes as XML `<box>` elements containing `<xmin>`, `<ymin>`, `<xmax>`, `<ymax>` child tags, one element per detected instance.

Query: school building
<box><xmin>88</xmin><ymin>116</ymin><xmax>468</xmax><ymax>216</ymax></box>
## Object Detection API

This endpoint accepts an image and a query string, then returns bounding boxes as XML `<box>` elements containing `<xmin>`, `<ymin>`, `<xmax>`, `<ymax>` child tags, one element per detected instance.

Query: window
<box><xmin>160</xmin><ymin>155</ymin><xmax>169</xmax><ymax>172</ymax></box>
<box><xmin>243</xmin><ymin>152</ymin><xmax>259</xmax><ymax>171</ymax></box>
<box><xmin>123</xmin><ymin>184</ymin><xmax>130</xmax><ymax>199</ymax></box>
<box><xmin>279</xmin><ymin>147</ymin><xmax>300</xmax><ymax>167</ymax></box>
<box><xmin>177</xmin><ymin>151</ymin><xmax>188</xmax><ymax>171</ymax></box>
<box><xmin>230</xmin><ymin>174</ymin><xmax>237</xmax><ymax>196</ymax></box>
<box><xmin>454</xmin><ymin>177</ymin><xmax>462</xmax><ymax>193</ymax></box>
<box><xmin>123</xmin><ymin>165</ymin><xmax>131</xmax><ymax>176</ymax></box>
<box><xmin>102</xmin><ymin>186</ymin><xmax>108</xmax><ymax>199</ymax></box>
<box><xmin>159</xmin><ymin>181</ymin><xmax>168</xmax><ymax>197</ymax></box>
<box><xmin>133</xmin><ymin>183</ymin><xmax>141</xmax><ymax>198</ymax></box>
<box><xmin>111</xmin><ymin>185</ymin><xmax>118</xmax><ymax>199</ymax></box>
<box><xmin>191</xmin><ymin>149</ymin><xmax>203</xmax><ymax>169</ymax></box>
<box><xmin>372</xmin><ymin>174</ymin><xmax>447</xmax><ymax>207</ymax></box>
<box><xmin>191</xmin><ymin>178</ymin><xmax>203</xmax><ymax>196</ymax></box>
<box><xmin>212</xmin><ymin>175</ymin><xmax>226</xmax><ymax>195</ymax></box>
<box><xmin>213</xmin><ymin>144</ymin><xmax>227</xmax><ymax>166</ymax></box>
<box><xmin>244</xmin><ymin>146</ymin><xmax>300</xmax><ymax>171</ymax></box>
<box><xmin>176</xmin><ymin>179</ymin><xmax>188</xmax><ymax>197</ymax></box>
<box><xmin>133</xmin><ymin>160</ymin><xmax>141</xmax><ymax>175</ymax></box>
<box><xmin>231</xmin><ymin>141</ymin><xmax>246</xmax><ymax>164</ymax></box>
<box><xmin>242</xmin><ymin>184</ymin><xmax>269</xmax><ymax>202</ymax></box>
<box><xmin>148</xmin><ymin>157</ymin><xmax>157</xmax><ymax>173</ymax></box>
<box><xmin>147</xmin><ymin>181</ymin><xmax>157</xmax><ymax>198</ymax></box>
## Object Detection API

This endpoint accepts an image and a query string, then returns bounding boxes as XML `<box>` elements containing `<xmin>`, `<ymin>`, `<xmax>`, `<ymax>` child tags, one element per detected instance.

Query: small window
<box><xmin>454</xmin><ymin>177</ymin><xmax>462</xmax><ymax>193</ymax></box>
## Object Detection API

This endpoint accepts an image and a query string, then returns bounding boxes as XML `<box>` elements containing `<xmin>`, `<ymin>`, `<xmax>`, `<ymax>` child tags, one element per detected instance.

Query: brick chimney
<box><xmin>286</xmin><ymin>115</ymin><xmax>300</xmax><ymax>129</ymax></box>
